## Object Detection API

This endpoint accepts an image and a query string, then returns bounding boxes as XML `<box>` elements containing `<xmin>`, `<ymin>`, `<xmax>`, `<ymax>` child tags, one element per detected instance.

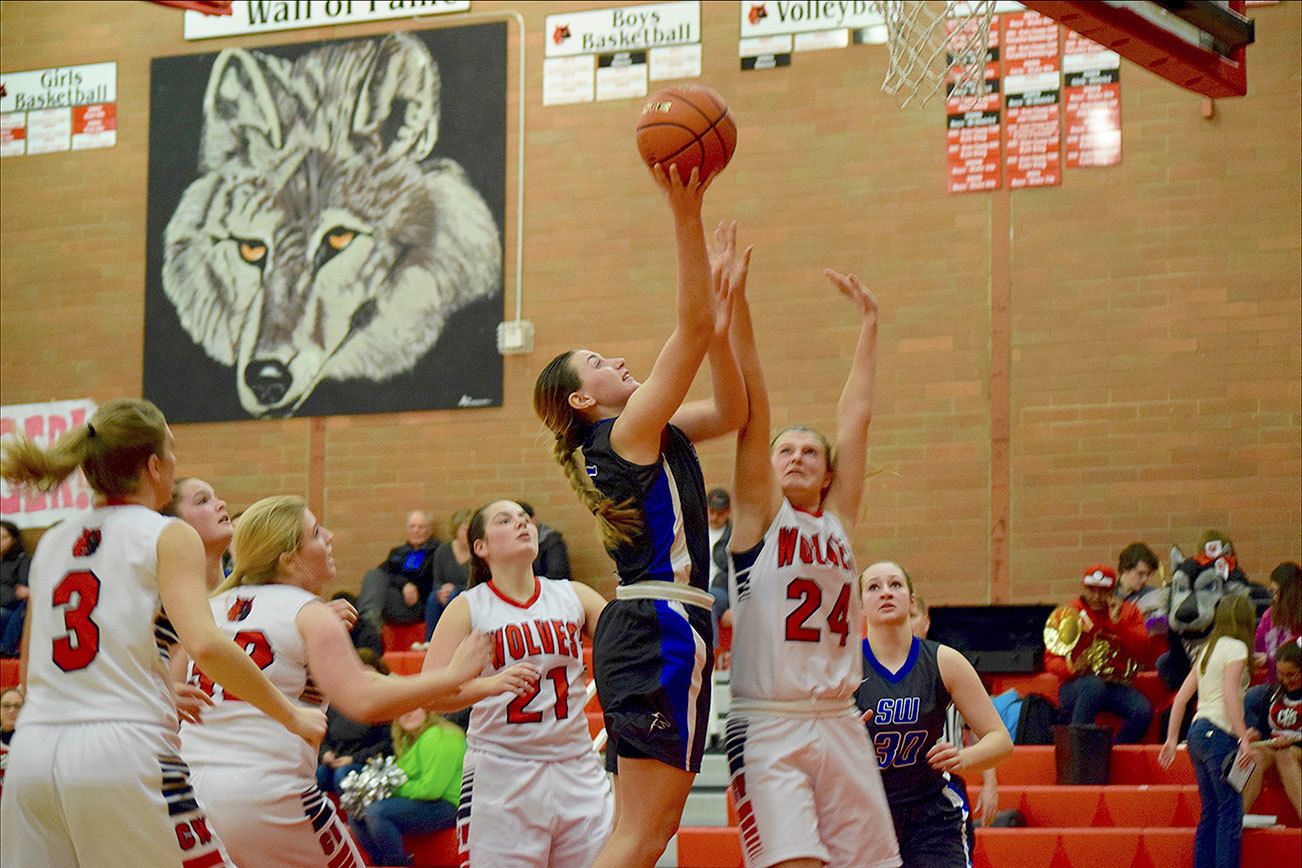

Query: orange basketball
<box><xmin>636</xmin><ymin>85</ymin><xmax>737</xmax><ymax>181</ymax></box>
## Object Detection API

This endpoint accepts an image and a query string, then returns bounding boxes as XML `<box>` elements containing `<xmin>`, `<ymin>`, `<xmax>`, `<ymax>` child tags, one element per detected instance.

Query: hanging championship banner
<box><xmin>182</xmin><ymin>1</ymin><xmax>470</xmax><ymax>40</ymax></box>
<box><xmin>1063</xmin><ymin>29</ymin><xmax>1121</xmax><ymax>168</ymax></box>
<box><xmin>544</xmin><ymin>2</ymin><xmax>701</xmax><ymax>105</ymax></box>
<box><xmin>739</xmin><ymin>0</ymin><xmax>883</xmax><ymax>70</ymax></box>
<box><xmin>0</xmin><ymin>62</ymin><xmax>116</xmax><ymax>157</ymax></box>
<box><xmin>945</xmin><ymin>14</ymin><xmax>1002</xmax><ymax>194</ymax></box>
<box><xmin>1002</xmin><ymin>9</ymin><xmax>1060</xmax><ymax>189</ymax></box>
<box><xmin>0</xmin><ymin>399</ymin><xmax>98</xmax><ymax>528</ymax></box>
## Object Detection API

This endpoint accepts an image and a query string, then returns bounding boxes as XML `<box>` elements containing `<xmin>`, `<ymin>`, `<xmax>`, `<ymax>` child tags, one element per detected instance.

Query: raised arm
<box><xmin>719</xmin><ymin>223</ymin><xmax>781</xmax><ymax>552</ymax></box>
<box><xmin>933</xmin><ymin>645</ymin><xmax>1013</xmax><ymax>775</ymax></box>
<box><xmin>822</xmin><ymin>269</ymin><xmax>880</xmax><ymax>526</ymax></box>
<box><xmin>573</xmin><ymin>581</ymin><xmax>609</xmax><ymax>642</ymax></box>
<box><xmin>611</xmin><ymin>165</ymin><xmax>717</xmax><ymax>464</ymax></box>
<box><xmin>298</xmin><ymin>602</ymin><xmax>532</xmax><ymax>722</ymax></box>
<box><xmin>157</xmin><ymin>522</ymin><xmax>325</xmax><ymax>747</ymax></box>
<box><xmin>671</xmin><ymin>221</ymin><xmax>749</xmax><ymax>444</ymax></box>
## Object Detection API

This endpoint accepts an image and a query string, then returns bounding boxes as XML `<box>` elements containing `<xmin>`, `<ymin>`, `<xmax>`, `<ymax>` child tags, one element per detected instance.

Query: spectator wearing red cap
<box><xmin>1044</xmin><ymin>564</ymin><xmax>1155</xmax><ymax>743</ymax></box>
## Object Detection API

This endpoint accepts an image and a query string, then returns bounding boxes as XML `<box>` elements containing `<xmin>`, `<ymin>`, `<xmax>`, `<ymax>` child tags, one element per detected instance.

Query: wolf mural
<box><xmin>145</xmin><ymin>26</ymin><xmax>504</xmax><ymax>420</ymax></box>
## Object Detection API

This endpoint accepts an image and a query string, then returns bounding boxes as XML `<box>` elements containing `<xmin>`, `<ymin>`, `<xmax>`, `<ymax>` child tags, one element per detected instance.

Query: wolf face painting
<box><xmin>145</xmin><ymin>25</ymin><xmax>505</xmax><ymax>420</ymax></box>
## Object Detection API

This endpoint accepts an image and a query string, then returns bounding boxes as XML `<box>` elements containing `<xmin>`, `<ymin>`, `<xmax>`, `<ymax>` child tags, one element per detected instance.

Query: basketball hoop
<box><xmin>873</xmin><ymin>0</ymin><xmax>998</xmax><ymax>109</ymax></box>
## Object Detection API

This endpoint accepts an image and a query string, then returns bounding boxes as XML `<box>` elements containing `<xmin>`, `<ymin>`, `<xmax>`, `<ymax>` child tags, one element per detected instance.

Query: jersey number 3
<box><xmin>52</xmin><ymin>570</ymin><xmax>102</xmax><ymax>671</ymax></box>
<box><xmin>784</xmin><ymin>579</ymin><xmax>851</xmax><ymax>646</ymax></box>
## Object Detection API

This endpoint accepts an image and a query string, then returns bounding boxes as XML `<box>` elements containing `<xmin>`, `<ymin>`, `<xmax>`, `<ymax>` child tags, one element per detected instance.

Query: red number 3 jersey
<box><xmin>463</xmin><ymin>578</ymin><xmax>593</xmax><ymax>761</ymax></box>
<box><xmin>729</xmin><ymin>499</ymin><xmax>863</xmax><ymax>704</ymax></box>
<box><xmin>180</xmin><ymin>584</ymin><xmax>323</xmax><ymax>780</ymax></box>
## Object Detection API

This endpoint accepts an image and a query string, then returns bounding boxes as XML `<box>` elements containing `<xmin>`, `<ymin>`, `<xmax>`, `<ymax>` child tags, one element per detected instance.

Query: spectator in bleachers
<box><xmin>1044</xmin><ymin>565</ymin><xmax>1154</xmax><ymax>744</ymax></box>
<box><xmin>1244</xmin><ymin>639</ymin><xmax>1302</xmax><ymax>822</ymax></box>
<box><xmin>0</xmin><ymin>520</ymin><xmax>31</xmax><ymax>658</ymax></box>
<box><xmin>423</xmin><ymin>509</ymin><xmax>473</xmax><ymax>640</ymax></box>
<box><xmin>705</xmin><ymin>487</ymin><xmax>732</xmax><ymax>645</ymax></box>
<box><xmin>359</xmin><ymin>510</ymin><xmax>440</xmax><ymax>630</ymax></box>
<box><xmin>1115</xmin><ymin>542</ymin><xmax>1159</xmax><ymax>607</ymax></box>
<box><xmin>348</xmin><ymin>709</ymin><xmax>465</xmax><ymax>868</ymax></box>
<box><xmin>330</xmin><ymin>591</ymin><xmax>383</xmax><ymax>656</ymax></box>
<box><xmin>1160</xmin><ymin>594</ymin><xmax>1260</xmax><ymax>868</ymax></box>
<box><xmin>910</xmin><ymin>593</ymin><xmax>1001</xmax><ymax>843</ymax></box>
<box><xmin>518</xmin><ymin>502</ymin><xmax>573</xmax><ymax>581</ymax></box>
<box><xmin>316</xmin><ymin>649</ymin><xmax>393</xmax><ymax>794</ymax></box>
<box><xmin>1</xmin><ymin>686</ymin><xmax>21</xmax><ymax>746</ymax></box>
<box><xmin>1243</xmin><ymin>563</ymin><xmax>1301</xmax><ymax>775</ymax></box>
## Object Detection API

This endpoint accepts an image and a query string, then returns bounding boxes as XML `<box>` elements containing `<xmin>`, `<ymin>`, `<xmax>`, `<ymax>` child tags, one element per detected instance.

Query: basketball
<box><xmin>636</xmin><ymin>85</ymin><xmax>737</xmax><ymax>181</ymax></box>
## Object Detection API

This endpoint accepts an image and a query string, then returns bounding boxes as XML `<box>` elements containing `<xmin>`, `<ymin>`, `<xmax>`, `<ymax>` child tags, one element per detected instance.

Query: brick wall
<box><xmin>1</xmin><ymin>2</ymin><xmax>1297</xmax><ymax>605</ymax></box>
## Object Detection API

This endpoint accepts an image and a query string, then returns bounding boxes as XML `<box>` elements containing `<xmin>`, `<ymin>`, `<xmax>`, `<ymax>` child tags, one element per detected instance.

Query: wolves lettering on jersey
<box><xmin>489</xmin><ymin>619</ymin><xmax>583</xmax><ymax>669</ymax></box>
<box><xmin>729</xmin><ymin>499</ymin><xmax>863</xmax><ymax>703</ymax></box>
<box><xmin>775</xmin><ymin>526</ymin><xmax>854</xmax><ymax>573</ymax></box>
<box><xmin>465</xmin><ymin>578</ymin><xmax>594</xmax><ymax>761</ymax></box>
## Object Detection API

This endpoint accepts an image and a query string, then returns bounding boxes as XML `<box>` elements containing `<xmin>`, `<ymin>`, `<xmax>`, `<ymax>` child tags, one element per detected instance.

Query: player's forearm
<box><xmin>671</xmin><ymin>213</ymin><xmax>713</xmax><ymax>339</ymax></box>
<box><xmin>836</xmin><ymin>315</ymin><xmax>878</xmax><ymax>430</ymax></box>
<box><xmin>961</xmin><ymin>729</ymin><xmax>1012</xmax><ymax>773</ymax></box>
<box><xmin>189</xmin><ymin>635</ymin><xmax>298</xmax><ymax>729</ymax></box>
<box><xmin>338</xmin><ymin>670</ymin><xmax>465</xmax><ymax>723</ymax></box>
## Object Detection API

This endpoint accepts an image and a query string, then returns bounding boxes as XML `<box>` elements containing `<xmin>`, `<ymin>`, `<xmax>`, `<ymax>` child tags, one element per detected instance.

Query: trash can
<box><xmin>1053</xmin><ymin>723</ymin><xmax>1112</xmax><ymax>785</ymax></box>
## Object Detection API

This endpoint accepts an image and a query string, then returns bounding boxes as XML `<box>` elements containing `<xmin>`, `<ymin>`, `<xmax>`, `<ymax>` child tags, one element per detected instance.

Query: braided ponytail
<box><xmin>535</xmin><ymin>350</ymin><xmax>642</xmax><ymax>550</ymax></box>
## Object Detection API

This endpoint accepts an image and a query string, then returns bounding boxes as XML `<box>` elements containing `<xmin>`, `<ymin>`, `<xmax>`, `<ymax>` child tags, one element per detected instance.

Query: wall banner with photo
<box><xmin>143</xmin><ymin>23</ymin><xmax>506</xmax><ymax>422</ymax></box>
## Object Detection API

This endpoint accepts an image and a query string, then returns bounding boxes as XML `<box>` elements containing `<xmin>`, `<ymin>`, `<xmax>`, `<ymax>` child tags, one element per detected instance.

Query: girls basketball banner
<box><xmin>142</xmin><ymin>24</ymin><xmax>506</xmax><ymax>421</ymax></box>
<box><xmin>0</xmin><ymin>399</ymin><xmax>97</xmax><ymax>528</ymax></box>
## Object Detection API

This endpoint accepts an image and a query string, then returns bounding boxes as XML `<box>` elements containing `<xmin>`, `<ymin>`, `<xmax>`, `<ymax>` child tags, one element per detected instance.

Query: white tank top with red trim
<box><xmin>463</xmin><ymin>577</ymin><xmax>592</xmax><ymax>761</ymax></box>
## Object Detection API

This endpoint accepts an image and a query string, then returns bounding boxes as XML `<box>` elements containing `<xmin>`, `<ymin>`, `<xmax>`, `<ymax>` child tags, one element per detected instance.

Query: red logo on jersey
<box><xmin>72</xmin><ymin>528</ymin><xmax>102</xmax><ymax>557</ymax></box>
<box><xmin>226</xmin><ymin>596</ymin><xmax>254</xmax><ymax>622</ymax></box>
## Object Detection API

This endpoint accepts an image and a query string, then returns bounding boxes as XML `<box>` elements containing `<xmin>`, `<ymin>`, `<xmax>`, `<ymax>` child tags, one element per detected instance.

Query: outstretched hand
<box><xmin>708</xmin><ymin>221</ymin><xmax>752</xmax><ymax>340</ymax></box>
<box><xmin>445</xmin><ymin>631</ymin><xmax>494</xmax><ymax>684</ymax></box>
<box><xmin>649</xmin><ymin>162</ymin><xmax>715</xmax><ymax>217</ymax></box>
<box><xmin>824</xmin><ymin>269</ymin><xmax>879</xmax><ymax>321</ymax></box>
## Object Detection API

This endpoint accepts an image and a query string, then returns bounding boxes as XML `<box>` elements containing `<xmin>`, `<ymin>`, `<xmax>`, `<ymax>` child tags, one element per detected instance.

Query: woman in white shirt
<box><xmin>1160</xmin><ymin>594</ymin><xmax>1260</xmax><ymax>868</ymax></box>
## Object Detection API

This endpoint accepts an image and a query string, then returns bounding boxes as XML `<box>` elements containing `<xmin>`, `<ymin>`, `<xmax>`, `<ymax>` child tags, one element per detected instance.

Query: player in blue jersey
<box><xmin>533</xmin><ymin>165</ymin><xmax>747</xmax><ymax>868</ymax></box>
<box><xmin>857</xmin><ymin>561</ymin><xmax>1012</xmax><ymax>868</ymax></box>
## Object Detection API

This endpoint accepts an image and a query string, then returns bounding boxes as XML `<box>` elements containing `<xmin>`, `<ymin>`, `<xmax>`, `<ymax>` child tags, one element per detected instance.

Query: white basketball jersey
<box><xmin>729</xmin><ymin>499</ymin><xmax>863</xmax><ymax>703</ymax></box>
<box><xmin>20</xmin><ymin>505</ymin><xmax>177</xmax><ymax>729</ymax></box>
<box><xmin>464</xmin><ymin>578</ymin><xmax>592</xmax><ymax>761</ymax></box>
<box><xmin>180</xmin><ymin>584</ymin><xmax>323</xmax><ymax>780</ymax></box>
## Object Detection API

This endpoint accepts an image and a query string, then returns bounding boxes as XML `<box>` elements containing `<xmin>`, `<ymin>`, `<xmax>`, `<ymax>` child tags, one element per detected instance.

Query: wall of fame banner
<box><xmin>543</xmin><ymin>2</ymin><xmax>701</xmax><ymax>106</ymax></box>
<box><xmin>143</xmin><ymin>24</ymin><xmax>506</xmax><ymax>421</ymax></box>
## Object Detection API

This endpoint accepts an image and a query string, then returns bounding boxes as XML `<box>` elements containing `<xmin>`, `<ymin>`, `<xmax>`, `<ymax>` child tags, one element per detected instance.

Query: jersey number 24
<box><xmin>785</xmin><ymin>579</ymin><xmax>852</xmax><ymax>646</ymax></box>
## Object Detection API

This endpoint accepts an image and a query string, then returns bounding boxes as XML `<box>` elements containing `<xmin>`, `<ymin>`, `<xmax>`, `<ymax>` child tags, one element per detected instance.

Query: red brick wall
<box><xmin>1</xmin><ymin>2</ymin><xmax>1297</xmax><ymax>604</ymax></box>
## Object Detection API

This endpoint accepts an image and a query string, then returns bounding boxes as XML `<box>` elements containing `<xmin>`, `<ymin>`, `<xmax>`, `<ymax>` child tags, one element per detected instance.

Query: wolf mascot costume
<box><xmin>1144</xmin><ymin>530</ymin><xmax>1270</xmax><ymax>690</ymax></box>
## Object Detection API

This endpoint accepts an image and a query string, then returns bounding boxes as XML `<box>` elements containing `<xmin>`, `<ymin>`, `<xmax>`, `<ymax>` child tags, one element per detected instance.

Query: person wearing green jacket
<box><xmin>349</xmin><ymin>709</ymin><xmax>467</xmax><ymax>867</ymax></box>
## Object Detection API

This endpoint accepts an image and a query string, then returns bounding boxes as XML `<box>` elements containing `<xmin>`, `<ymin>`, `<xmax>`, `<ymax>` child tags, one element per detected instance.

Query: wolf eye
<box><xmin>326</xmin><ymin>228</ymin><xmax>356</xmax><ymax>251</ymax></box>
<box><xmin>236</xmin><ymin>238</ymin><xmax>267</xmax><ymax>266</ymax></box>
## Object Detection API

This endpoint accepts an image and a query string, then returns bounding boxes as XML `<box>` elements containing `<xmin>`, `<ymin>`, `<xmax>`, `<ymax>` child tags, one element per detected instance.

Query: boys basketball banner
<box><xmin>0</xmin><ymin>399</ymin><xmax>97</xmax><ymax>528</ymax></box>
<box><xmin>182</xmin><ymin>1</ymin><xmax>469</xmax><ymax>40</ymax></box>
<box><xmin>143</xmin><ymin>24</ymin><xmax>506</xmax><ymax>422</ymax></box>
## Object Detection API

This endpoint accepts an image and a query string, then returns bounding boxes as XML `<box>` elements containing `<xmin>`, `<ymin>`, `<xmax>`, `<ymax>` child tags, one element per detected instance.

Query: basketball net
<box><xmin>874</xmin><ymin>0</ymin><xmax>998</xmax><ymax>109</ymax></box>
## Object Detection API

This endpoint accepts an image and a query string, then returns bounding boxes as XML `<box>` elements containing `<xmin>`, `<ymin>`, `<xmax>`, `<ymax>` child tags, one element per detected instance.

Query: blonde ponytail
<box><xmin>213</xmin><ymin>495</ymin><xmax>305</xmax><ymax>595</ymax></box>
<box><xmin>1</xmin><ymin>399</ymin><xmax>167</xmax><ymax>500</ymax></box>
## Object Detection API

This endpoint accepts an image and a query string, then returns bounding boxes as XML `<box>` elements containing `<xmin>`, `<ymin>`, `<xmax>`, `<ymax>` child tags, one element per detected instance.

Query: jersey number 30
<box><xmin>785</xmin><ymin>579</ymin><xmax>852</xmax><ymax>646</ymax></box>
<box><xmin>52</xmin><ymin>570</ymin><xmax>102</xmax><ymax>671</ymax></box>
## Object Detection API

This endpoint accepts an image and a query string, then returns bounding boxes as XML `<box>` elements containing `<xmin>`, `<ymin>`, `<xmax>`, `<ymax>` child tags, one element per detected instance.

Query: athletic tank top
<box><xmin>857</xmin><ymin>637</ymin><xmax>953</xmax><ymax>805</ymax></box>
<box><xmin>20</xmin><ymin>505</ymin><xmax>177</xmax><ymax>729</ymax></box>
<box><xmin>582</xmin><ymin>419</ymin><xmax>709</xmax><ymax>590</ymax></box>
<box><xmin>728</xmin><ymin>499</ymin><xmax>862</xmax><ymax>703</ymax></box>
<box><xmin>464</xmin><ymin>578</ymin><xmax>592</xmax><ymax>760</ymax></box>
<box><xmin>1268</xmin><ymin>686</ymin><xmax>1302</xmax><ymax>742</ymax></box>
<box><xmin>179</xmin><ymin>584</ymin><xmax>323</xmax><ymax>780</ymax></box>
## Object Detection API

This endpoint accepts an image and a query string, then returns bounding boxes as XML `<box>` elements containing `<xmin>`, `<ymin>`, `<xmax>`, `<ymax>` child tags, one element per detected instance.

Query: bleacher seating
<box><xmin>381</xmin><ymin>621</ymin><xmax>425</xmax><ymax>655</ymax></box>
<box><xmin>685</xmin><ymin>744</ymin><xmax>1299</xmax><ymax>868</ymax></box>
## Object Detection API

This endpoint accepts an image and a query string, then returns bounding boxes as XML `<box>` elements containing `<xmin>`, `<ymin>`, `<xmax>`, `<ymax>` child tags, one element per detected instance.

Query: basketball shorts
<box><xmin>189</xmin><ymin>764</ymin><xmax>364</xmax><ymax>868</ymax></box>
<box><xmin>457</xmin><ymin>746</ymin><xmax>613</xmax><ymax>867</ymax></box>
<box><xmin>593</xmin><ymin>597</ymin><xmax>713</xmax><ymax>774</ymax></box>
<box><xmin>724</xmin><ymin>712</ymin><xmax>901</xmax><ymax>868</ymax></box>
<box><xmin>0</xmin><ymin>721</ymin><xmax>233</xmax><ymax>868</ymax></box>
<box><xmin>889</xmin><ymin>781</ymin><xmax>972</xmax><ymax>868</ymax></box>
